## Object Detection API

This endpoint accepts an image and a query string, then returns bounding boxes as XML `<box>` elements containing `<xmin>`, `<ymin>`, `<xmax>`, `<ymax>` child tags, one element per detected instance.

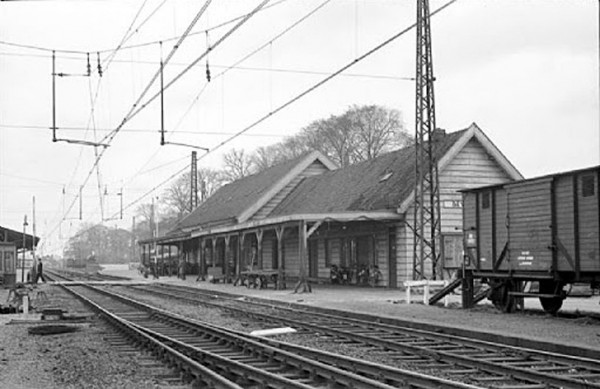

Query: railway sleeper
<box><xmin>443</xmin><ymin>368</ymin><xmax>480</xmax><ymax>375</ymax></box>
<box><xmin>489</xmin><ymin>385</ymin><xmax>548</xmax><ymax>389</ymax></box>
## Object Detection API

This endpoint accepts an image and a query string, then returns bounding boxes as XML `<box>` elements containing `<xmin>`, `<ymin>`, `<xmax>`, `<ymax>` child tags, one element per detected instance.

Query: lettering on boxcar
<box><xmin>517</xmin><ymin>251</ymin><xmax>534</xmax><ymax>266</ymax></box>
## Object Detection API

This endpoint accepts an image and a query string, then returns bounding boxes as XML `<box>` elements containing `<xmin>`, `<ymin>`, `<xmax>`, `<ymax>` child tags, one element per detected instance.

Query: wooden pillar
<box><xmin>224</xmin><ymin>235</ymin><xmax>231</xmax><ymax>282</ymax></box>
<box><xmin>160</xmin><ymin>244</ymin><xmax>165</xmax><ymax>276</ymax></box>
<box><xmin>275</xmin><ymin>226</ymin><xmax>286</xmax><ymax>290</ymax></box>
<box><xmin>198</xmin><ymin>239</ymin><xmax>206</xmax><ymax>281</ymax></box>
<box><xmin>240</xmin><ymin>232</ymin><xmax>247</xmax><ymax>272</ymax></box>
<box><xmin>294</xmin><ymin>220</ymin><xmax>311</xmax><ymax>293</ymax></box>
<box><xmin>256</xmin><ymin>229</ymin><xmax>264</xmax><ymax>270</ymax></box>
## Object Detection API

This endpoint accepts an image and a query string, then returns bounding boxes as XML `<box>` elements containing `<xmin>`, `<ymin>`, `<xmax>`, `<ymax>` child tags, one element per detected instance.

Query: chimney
<box><xmin>432</xmin><ymin>128</ymin><xmax>446</xmax><ymax>142</ymax></box>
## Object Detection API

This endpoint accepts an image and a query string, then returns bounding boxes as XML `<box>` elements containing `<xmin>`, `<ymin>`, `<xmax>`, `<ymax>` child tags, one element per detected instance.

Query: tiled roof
<box><xmin>270</xmin><ymin>129</ymin><xmax>467</xmax><ymax>216</ymax></box>
<box><xmin>174</xmin><ymin>152</ymin><xmax>320</xmax><ymax>231</ymax></box>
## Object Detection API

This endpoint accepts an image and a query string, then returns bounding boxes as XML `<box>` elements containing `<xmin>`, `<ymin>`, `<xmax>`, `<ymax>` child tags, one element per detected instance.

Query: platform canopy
<box><xmin>0</xmin><ymin>225</ymin><xmax>40</xmax><ymax>250</ymax></box>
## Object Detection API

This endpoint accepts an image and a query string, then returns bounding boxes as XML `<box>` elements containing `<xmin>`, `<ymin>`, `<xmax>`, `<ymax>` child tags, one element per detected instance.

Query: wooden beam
<box><xmin>306</xmin><ymin>220</ymin><xmax>323</xmax><ymax>239</ymax></box>
<box><xmin>294</xmin><ymin>220</ymin><xmax>312</xmax><ymax>293</ymax></box>
<box><xmin>276</xmin><ymin>225</ymin><xmax>286</xmax><ymax>290</ymax></box>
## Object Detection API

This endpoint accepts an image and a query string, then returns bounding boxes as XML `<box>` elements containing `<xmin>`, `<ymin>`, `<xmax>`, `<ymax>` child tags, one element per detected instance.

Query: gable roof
<box><xmin>270</xmin><ymin>123</ymin><xmax>522</xmax><ymax>218</ymax></box>
<box><xmin>173</xmin><ymin>151</ymin><xmax>336</xmax><ymax>233</ymax></box>
<box><xmin>0</xmin><ymin>225</ymin><xmax>40</xmax><ymax>250</ymax></box>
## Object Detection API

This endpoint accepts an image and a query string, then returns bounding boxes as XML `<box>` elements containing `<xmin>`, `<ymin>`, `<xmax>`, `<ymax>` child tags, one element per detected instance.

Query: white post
<box><xmin>22</xmin><ymin>295</ymin><xmax>29</xmax><ymax>314</ymax></box>
<box><xmin>423</xmin><ymin>282</ymin><xmax>430</xmax><ymax>304</ymax></box>
<box><xmin>444</xmin><ymin>280</ymin><xmax>449</xmax><ymax>307</ymax></box>
<box><xmin>406</xmin><ymin>284</ymin><xmax>411</xmax><ymax>304</ymax></box>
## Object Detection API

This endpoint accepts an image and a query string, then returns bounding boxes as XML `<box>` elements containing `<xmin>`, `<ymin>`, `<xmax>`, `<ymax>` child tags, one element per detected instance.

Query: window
<box><xmin>582</xmin><ymin>174</ymin><xmax>595</xmax><ymax>197</ymax></box>
<box><xmin>482</xmin><ymin>191</ymin><xmax>491</xmax><ymax>209</ymax></box>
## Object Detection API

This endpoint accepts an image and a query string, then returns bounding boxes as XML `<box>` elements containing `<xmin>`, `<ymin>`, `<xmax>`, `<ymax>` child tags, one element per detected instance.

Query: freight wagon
<box><xmin>461</xmin><ymin>165</ymin><xmax>599</xmax><ymax>313</ymax></box>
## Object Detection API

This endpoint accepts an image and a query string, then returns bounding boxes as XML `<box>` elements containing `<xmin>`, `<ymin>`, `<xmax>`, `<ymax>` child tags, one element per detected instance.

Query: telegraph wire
<box><xmin>204</xmin><ymin>0</ymin><xmax>458</xmax><ymax>159</ymax></box>
<box><xmin>101</xmin><ymin>0</ymin><xmax>458</xmax><ymax>225</ymax></box>
<box><xmin>108</xmin><ymin>0</ymin><xmax>269</xmax><ymax>145</ymax></box>
<box><xmin>0</xmin><ymin>51</ymin><xmax>415</xmax><ymax>81</ymax></box>
<box><xmin>0</xmin><ymin>0</ymin><xmax>288</xmax><ymax>56</ymax></box>
<box><xmin>0</xmin><ymin>123</ymin><xmax>285</xmax><ymax>137</ymax></box>
<box><xmin>43</xmin><ymin>1</ymin><xmax>266</xmax><ymax>240</ymax></box>
<box><xmin>156</xmin><ymin>0</ymin><xmax>332</xmax><ymax>150</ymax></box>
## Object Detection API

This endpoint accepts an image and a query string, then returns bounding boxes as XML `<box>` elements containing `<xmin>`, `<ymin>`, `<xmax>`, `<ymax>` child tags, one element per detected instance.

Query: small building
<box><xmin>140</xmin><ymin>123</ymin><xmax>522</xmax><ymax>287</ymax></box>
<box><xmin>0</xmin><ymin>225</ymin><xmax>40</xmax><ymax>287</ymax></box>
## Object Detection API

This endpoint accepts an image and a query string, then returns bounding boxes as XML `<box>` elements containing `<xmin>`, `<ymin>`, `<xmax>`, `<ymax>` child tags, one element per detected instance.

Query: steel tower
<box><xmin>412</xmin><ymin>0</ymin><xmax>442</xmax><ymax>280</ymax></box>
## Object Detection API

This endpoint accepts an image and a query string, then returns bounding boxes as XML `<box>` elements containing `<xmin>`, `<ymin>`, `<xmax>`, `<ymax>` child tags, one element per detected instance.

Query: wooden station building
<box><xmin>0</xmin><ymin>225</ymin><xmax>40</xmax><ymax>287</ymax></box>
<box><xmin>140</xmin><ymin>123</ymin><xmax>522</xmax><ymax>287</ymax></box>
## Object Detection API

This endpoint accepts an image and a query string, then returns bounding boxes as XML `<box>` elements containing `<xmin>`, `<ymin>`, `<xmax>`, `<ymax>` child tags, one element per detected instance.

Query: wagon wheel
<box><xmin>538</xmin><ymin>280</ymin><xmax>564</xmax><ymax>314</ymax></box>
<box><xmin>490</xmin><ymin>280</ymin><xmax>516</xmax><ymax>313</ymax></box>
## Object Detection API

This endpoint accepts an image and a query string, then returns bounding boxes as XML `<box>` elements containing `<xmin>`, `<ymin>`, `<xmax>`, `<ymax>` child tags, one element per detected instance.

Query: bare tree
<box><xmin>250</xmin><ymin>105</ymin><xmax>409</xmax><ymax>173</ymax></box>
<box><xmin>198</xmin><ymin>167</ymin><xmax>224</xmax><ymax>201</ymax></box>
<box><xmin>164</xmin><ymin>174</ymin><xmax>190</xmax><ymax>218</ymax></box>
<box><xmin>345</xmin><ymin>105</ymin><xmax>409</xmax><ymax>162</ymax></box>
<box><xmin>222</xmin><ymin>148</ymin><xmax>255</xmax><ymax>182</ymax></box>
<box><xmin>162</xmin><ymin>167</ymin><xmax>225</xmax><ymax>218</ymax></box>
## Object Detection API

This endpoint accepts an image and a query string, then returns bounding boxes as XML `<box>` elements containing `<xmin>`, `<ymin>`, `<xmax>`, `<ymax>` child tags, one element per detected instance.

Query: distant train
<box><xmin>462</xmin><ymin>165</ymin><xmax>599</xmax><ymax>313</ymax></box>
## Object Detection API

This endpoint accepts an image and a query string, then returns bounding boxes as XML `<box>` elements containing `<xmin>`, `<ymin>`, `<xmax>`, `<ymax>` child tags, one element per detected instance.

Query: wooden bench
<box><xmin>206</xmin><ymin>267</ymin><xmax>225</xmax><ymax>283</ymax></box>
<box><xmin>234</xmin><ymin>270</ymin><xmax>283</xmax><ymax>289</ymax></box>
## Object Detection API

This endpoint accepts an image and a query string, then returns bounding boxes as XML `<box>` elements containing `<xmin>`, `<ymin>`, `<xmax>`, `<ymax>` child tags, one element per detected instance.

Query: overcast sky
<box><xmin>0</xmin><ymin>0</ymin><xmax>598</xmax><ymax>256</ymax></box>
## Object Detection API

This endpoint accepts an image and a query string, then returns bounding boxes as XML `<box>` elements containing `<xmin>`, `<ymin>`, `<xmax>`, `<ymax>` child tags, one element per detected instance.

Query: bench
<box><xmin>206</xmin><ymin>267</ymin><xmax>225</xmax><ymax>283</ymax></box>
<box><xmin>234</xmin><ymin>270</ymin><xmax>283</xmax><ymax>289</ymax></box>
<box><xmin>403</xmin><ymin>280</ymin><xmax>450</xmax><ymax>306</ymax></box>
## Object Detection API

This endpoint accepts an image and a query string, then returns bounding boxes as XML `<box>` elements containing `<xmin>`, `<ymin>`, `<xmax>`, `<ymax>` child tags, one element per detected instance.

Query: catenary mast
<box><xmin>412</xmin><ymin>0</ymin><xmax>442</xmax><ymax>280</ymax></box>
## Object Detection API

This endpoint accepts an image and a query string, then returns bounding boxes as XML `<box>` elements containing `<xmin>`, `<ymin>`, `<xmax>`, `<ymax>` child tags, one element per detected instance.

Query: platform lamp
<box><xmin>22</xmin><ymin>215</ymin><xmax>28</xmax><ymax>283</ymax></box>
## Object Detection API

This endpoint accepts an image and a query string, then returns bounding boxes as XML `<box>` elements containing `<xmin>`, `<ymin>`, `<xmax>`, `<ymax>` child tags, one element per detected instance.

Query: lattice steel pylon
<box><xmin>412</xmin><ymin>0</ymin><xmax>442</xmax><ymax>280</ymax></box>
<box><xmin>190</xmin><ymin>151</ymin><xmax>198</xmax><ymax>211</ymax></box>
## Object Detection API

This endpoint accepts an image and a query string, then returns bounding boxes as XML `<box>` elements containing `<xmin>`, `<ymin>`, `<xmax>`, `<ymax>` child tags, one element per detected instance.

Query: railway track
<box><xmin>54</xmin><ymin>280</ymin><xmax>477</xmax><ymax>389</ymax></box>
<box><xmin>120</xmin><ymin>283</ymin><xmax>600</xmax><ymax>389</ymax></box>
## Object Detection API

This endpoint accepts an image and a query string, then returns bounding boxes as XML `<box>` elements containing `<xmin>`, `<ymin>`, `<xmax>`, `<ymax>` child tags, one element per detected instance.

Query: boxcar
<box><xmin>462</xmin><ymin>165</ymin><xmax>599</xmax><ymax>313</ymax></box>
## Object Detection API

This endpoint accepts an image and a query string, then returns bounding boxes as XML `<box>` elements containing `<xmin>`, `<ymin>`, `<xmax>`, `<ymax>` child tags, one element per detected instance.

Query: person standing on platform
<box><xmin>34</xmin><ymin>258</ymin><xmax>46</xmax><ymax>283</ymax></box>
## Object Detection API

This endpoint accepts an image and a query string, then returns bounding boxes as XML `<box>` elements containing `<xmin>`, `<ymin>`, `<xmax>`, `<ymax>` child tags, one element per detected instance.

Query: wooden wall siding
<box><xmin>251</xmin><ymin>160</ymin><xmax>330</xmax><ymax>220</ymax></box>
<box><xmin>262</xmin><ymin>239</ymin><xmax>275</xmax><ymax>270</ymax></box>
<box><xmin>439</xmin><ymin>138</ymin><xmax>512</xmax><ymax>235</ymax></box>
<box><xmin>395</xmin><ymin>218</ymin><xmax>414</xmax><ymax>282</ymax></box>
<box><xmin>576</xmin><ymin>173</ymin><xmax>600</xmax><ymax>271</ymax></box>
<box><xmin>375</xmin><ymin>231</ymin><xmax>389</xmax><ymax>286</ymax></box>
<box><xmin>283</xmin><ymin>235</ymin><xmax>300</xmax><ymax>276</ymax></box>
<box><xmin>395</xmin><ymin>139</ymin><xmax>514</xmax><ymax>281</ymax></box>
<box><xmin>555</xmin><ymin>175</ymin><xmax>576</xmax><ymax>272</ymax></box>
<box><xmin>507</xmin><ymin>179</ymin><xmax>553</xmax><ymax>271</ymax></box>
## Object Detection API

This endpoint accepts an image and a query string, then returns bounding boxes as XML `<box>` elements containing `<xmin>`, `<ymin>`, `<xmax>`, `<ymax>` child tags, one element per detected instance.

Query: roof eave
<box><xmin>191</xmin><ymin>210</ymin><xmax>403</xmax><ymax>238</ymax></box>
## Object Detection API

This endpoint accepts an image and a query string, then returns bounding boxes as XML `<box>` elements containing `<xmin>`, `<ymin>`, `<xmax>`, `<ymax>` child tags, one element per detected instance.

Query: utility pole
<box><xmin>21</xmin><ymin>215</ymin><xmax>28</xmax><ymax>283</ymax></box>
<box><xmin>413</xmin><ymin>0</ymin><xmax>442</xmax><ymax>280</ymax></box>
<box><xmin>190</xmin><ymin>151</ymin><xmax>198</xmax><ymax>211</ymax></box>
<box><xmin>32</xmin><ymin>196</ymin><xmax>37</xmax><ymax>261</ymax></box>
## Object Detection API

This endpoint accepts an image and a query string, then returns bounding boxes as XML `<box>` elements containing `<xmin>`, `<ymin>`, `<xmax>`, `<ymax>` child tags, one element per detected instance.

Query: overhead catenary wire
<box><xmin>43</xmin><ymin>1</ymin><xmax>267</xmax><ymax>240</ymax></box>
<box><xmin>101</xmin><ymin>0</ymin><xmax>458</xmax><ymax>224</ymax></box>
<box><xmin>205</xmin><ymin>0</ymin><xmax>458</xmax><ymax>158</ymax></box>
<box><xmin>0</xmin><ymin>50</ymin><xmax>415</xmax><ymax>81</ymax></box>
<box><xmin>106</xmin><ymin>0</ymin><xmax>269</xmax><ymax>145</ymax></box>
<box><xmin>0</xmin><ymin>0</ymin><xmax>288</xmax><ymax>56</ymax></box>
<box><xmin>158</xmin><ymin>0</ymin><xmax>333</xmax><ymax>149</ymax></box>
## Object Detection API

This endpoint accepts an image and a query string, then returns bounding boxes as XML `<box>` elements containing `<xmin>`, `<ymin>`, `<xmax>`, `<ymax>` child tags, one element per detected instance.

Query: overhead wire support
<box><xmin>50</xmin><ymin>50</ymin><xmax>109</xmax><ymax>147</ymax></box>
<box><xmin>160</xmin><ymin>42</ymin><xmax>165</xmax><ymax>146</ymax></box>
<box><xmin>158</xmin><ymin>41</ymin><xmax>209</xmax><ymax>151</ymax></box>
<box><xmin>206</xmin><ymin>0</ymin><xmax>457</xmax><ymax>156</ymax></box>
<box><xmin>108</xmin><ymin>0</ymin><xmax>268</xmax><ymax>144</ymax></box>
<box><xmin>412</xmin><ymin>0</ymin><xmax>442</xmax><ymax>280</ymax></box>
